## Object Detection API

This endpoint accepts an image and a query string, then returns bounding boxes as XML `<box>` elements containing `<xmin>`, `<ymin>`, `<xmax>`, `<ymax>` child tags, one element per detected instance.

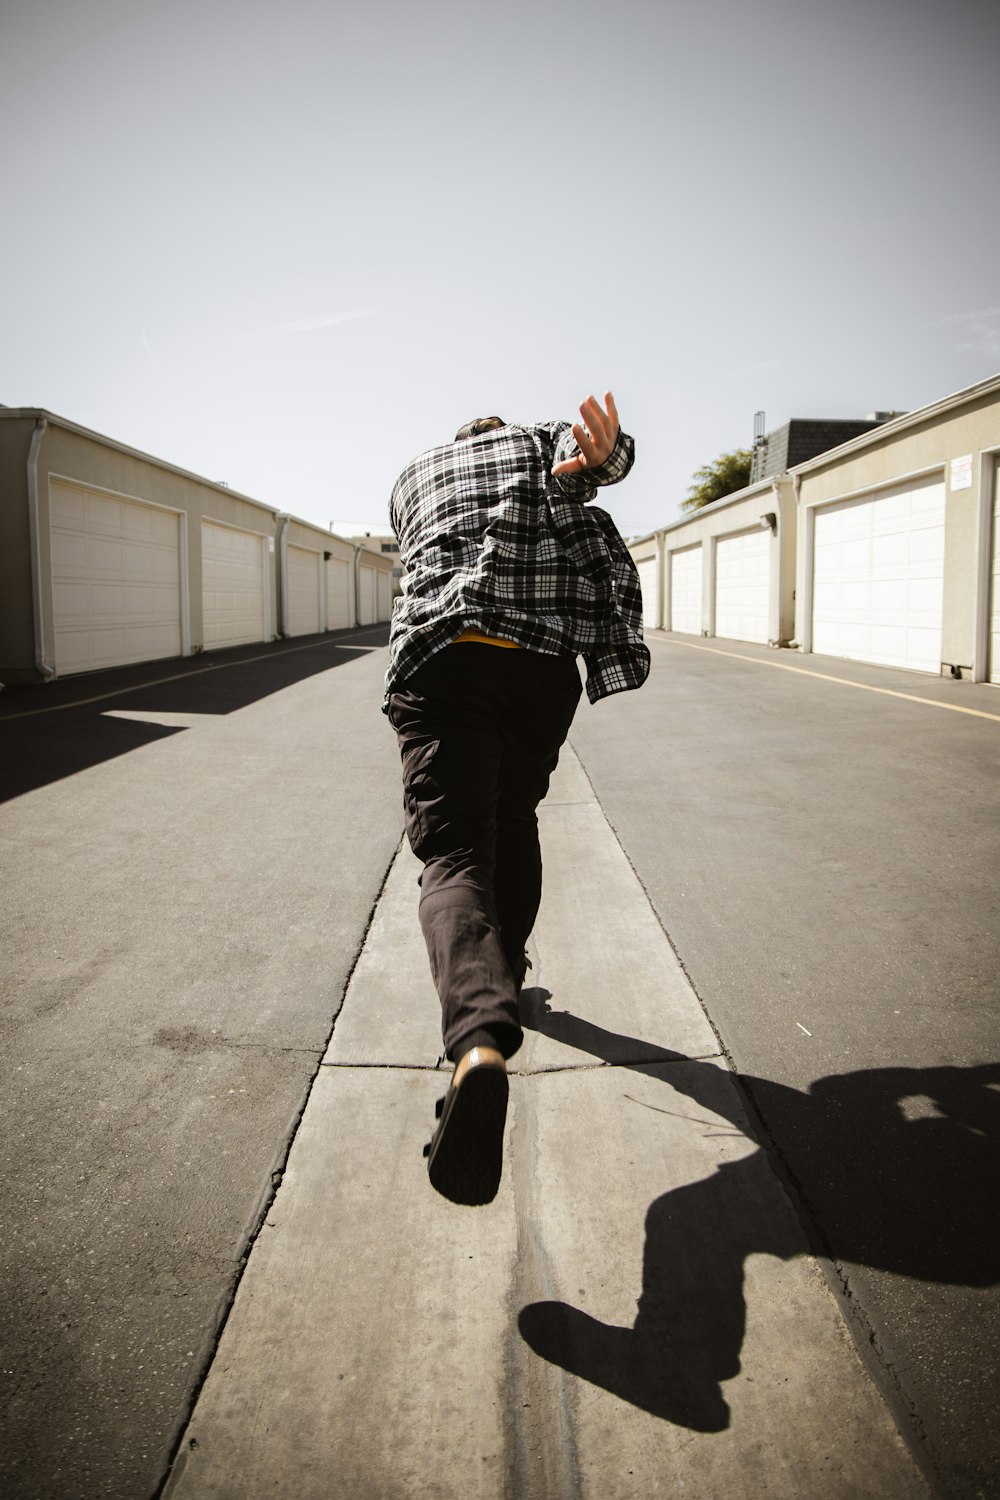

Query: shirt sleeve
<box><xmin>581</xmin><ymin>508</ymin><xmax>651</xmax><ymax>702</ymax></box>
<box><xmin>552</xmin><ymin>426</ymin><xmax>636</xmax><ymax>501</ymax></box>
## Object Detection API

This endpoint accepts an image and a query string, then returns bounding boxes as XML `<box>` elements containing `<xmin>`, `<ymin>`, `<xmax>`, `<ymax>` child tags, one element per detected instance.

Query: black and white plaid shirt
<box><xmin>385</xmin><ymin>420</ymin><xmax>650</xmax><ymax>706</ymax></box>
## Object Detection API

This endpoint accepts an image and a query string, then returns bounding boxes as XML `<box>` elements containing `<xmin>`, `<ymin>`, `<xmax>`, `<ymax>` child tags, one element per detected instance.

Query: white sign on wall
<box><xmin>950</xmin><ymin>454</ymin><xmax>973</xmax><ymax>491</ymax></box>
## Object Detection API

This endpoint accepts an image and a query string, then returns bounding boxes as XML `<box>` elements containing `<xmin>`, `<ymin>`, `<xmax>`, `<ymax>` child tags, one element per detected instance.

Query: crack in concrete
<box><xmin>320</xmin><ymin>1054</ymin><xmax>726</xmax><ymax>1076</ymax></box>
<box><xmin>224</xmin><ymin>1041</ymin><xmax>323</xmax><ymax>1057</ymax></box>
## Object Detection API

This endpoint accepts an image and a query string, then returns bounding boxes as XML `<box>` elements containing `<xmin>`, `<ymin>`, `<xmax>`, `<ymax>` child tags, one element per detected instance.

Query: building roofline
<box><xmin>787</xmin><ymin>370</ymin><xmax>1000</xmax><ymax>477</ymax></box>
<box><xmin>630</xmin><ymin>474</ymin><xmax>780</xmax><ymax>545</ymax></box>
<box><xmin>0</xmin><ymin>406</ymin><xmax>280</xmax><ymax>519</ymax></box>
<box><xmin>628</xmin><ymin>369</ymin><xmax>1000</xmax><ymax>544</ymax></box>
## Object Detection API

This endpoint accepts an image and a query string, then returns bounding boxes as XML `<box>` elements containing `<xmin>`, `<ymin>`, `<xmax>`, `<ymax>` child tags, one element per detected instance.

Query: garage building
<box><xmin>0</xmin><ymin>409</ymin><xmax>393</xmax><ymax>685</ymax></box>
<box><xmin>630</xmin><ymin>372</ymin><xmax>1000</xmax><ymax>683</ymax></box>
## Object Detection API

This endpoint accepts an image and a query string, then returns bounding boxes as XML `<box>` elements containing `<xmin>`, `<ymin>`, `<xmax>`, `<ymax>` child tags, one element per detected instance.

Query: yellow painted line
<box><xmin>0</xmin><ymin>629</ymin><xmax>387</xmax><ymax>723</ymax></box>
<box><xmin>657</xmin><ymin>636</ymin><xmax>1000</xmax><ymax>723</ymax></box>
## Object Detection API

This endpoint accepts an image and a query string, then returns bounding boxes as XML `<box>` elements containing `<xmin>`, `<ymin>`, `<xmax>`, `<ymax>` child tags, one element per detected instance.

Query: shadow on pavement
<box><xmin>0</xmin><ymin>632</ymin><xmax>385</xmax><ymax>803</ymax></box>
<box><xmin>518</xmin><ymin>994</ymin><xmax>1000</xmax><ymax>1434</ymax></box>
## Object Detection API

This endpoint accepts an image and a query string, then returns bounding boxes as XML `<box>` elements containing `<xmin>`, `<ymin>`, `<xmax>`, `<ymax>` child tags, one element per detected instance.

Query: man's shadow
<box><xmin>516</xmin><ymin>992</ymin><xmax>1000</xmax><ymax>1432</ymax></box>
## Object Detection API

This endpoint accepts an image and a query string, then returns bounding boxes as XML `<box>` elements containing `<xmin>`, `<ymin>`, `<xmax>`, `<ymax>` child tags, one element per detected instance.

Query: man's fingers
<box><xmin>587</xmin><ymin>391</ymin><xmax>620</xmax><ymax>446</ymax></box>
<box><xmin>556</xmin><ymin>390</ymin><xmax>621</xmax><ymax>475</ymax></box>
<box><xmin>580</xmin><ymin>395</ymin><xmax>612</xmax><ymax>446</ymax></box>
<box><xmin>573</xmin><ymin>422</ymin><xmax>600</xmax><ymax>464</ymax></box>
<box><xmin>578</xmin><ymin>392</ymin><xmax>620</xmax><ymax>460</ymax></box>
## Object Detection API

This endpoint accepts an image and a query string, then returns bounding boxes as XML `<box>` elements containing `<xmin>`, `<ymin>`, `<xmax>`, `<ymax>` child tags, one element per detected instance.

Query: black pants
<box><xmin>388</xmin><ymin>644</ymin><xmax>582</xmax><ymax>1061</ymax></box>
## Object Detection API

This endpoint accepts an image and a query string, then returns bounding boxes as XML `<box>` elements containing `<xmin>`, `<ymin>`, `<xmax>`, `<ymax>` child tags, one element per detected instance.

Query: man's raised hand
<box><xmin>552</xmin><ymin>392</ymin><xmax>620</xmax><ymax>476</ymax></box>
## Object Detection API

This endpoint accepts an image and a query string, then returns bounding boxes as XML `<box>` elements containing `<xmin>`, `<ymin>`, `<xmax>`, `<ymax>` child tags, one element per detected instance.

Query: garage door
<box><xmin>715</xmin><ymin>529</ymin><xmax>771</xmax><ymax>644</ymax></box>
<box><xmin>326</xmin><ymin>557</ymin><xmax>351</xmax><ymax>630</ymax></box>
<box><xmin>636</xmin><ymin>557</ymin><xmax>658</xmax><ymax>628</ymax></box>
<box><xmin>286</xmin><ymin>545</ymin><xmax>321</xmax><ymax>637</ymax></box>
<box><xmin>812</xmin><ymin>477</ymin><xmax>945</xmax><ymax>673</ymax></box>
<box><xmin>358</xmin><ymin>566</ymin><xmax>376</xmax><ymax>626</ymax></box>
<box><xmin>49</xmin><ymin>481</ymin><xmax>181</xmax><ymax>675</ymax></box>
<box><xmin>669</xmin><ymin>546</ymin><xmax>702</xmax><ymax>634</ymax></box>
<box><xmin>377</xmin><ymin>571</ymin><xmax>392</xmax><ymax>622</ymax></box>
<box><xmin>202</xmin><ymin>522</ymin><xmax>265</xmax><ymax>651</ymax></box>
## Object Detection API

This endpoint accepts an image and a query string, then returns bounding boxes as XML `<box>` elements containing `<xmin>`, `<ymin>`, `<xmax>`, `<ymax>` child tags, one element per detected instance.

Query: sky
<box><xmin>2</xmin><ymin>0</ymin><xmax>999</xmax><ymax>539</ymax></box>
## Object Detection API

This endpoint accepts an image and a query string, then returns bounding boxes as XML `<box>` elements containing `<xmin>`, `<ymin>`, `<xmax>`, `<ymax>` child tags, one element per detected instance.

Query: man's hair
<box><xmin>455</xmin><ymin>416</ymin><xmax>505</xmax><ymax>442</ymax></box>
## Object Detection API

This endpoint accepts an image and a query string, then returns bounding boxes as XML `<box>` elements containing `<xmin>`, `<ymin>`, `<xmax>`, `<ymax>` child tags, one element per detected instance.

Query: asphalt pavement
<box><xmin>2</xmin><ymin>627</ymin><xmax>997</xmax><ymax>1498</ymax></box>
<box><xmin>1</xmin><ymin>628</ymin><xmax>400</xmax><ymax>1499</ymax></box>
<box><xmin>571</xmin><ymin>632</ymin><xmax>1000</xmax><ymax>1499</ymax></box>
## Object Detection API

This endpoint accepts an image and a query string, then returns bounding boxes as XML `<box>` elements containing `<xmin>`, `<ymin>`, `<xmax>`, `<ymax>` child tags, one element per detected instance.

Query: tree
<box><xmin>682</xmin><ymin>448</ymin><xmax>753</xmax><ymax>512</ymax></box>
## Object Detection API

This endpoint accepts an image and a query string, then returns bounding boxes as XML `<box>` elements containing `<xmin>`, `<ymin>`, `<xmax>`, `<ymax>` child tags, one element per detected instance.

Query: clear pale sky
<box><xmin>3</xmin><ymin>0</ymin><xmax>998</xmax><ymax>539</ymax></box>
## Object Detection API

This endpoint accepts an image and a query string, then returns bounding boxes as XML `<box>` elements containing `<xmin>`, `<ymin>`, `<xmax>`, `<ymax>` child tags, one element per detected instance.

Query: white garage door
<box><xmin>669</xmin><ymin>546</ymin><xmax>703</xmax><ymax>634</ymax></box>
<box><xmin>636</xmin><ymin>557</ymin><xmax>658</xmax><ymax>628</ymax></box>
<box><xmin>715</xmin><ymin>529</ymin><xmax>771</xmax><ymax>644</ymax></box>
<box><xmin>286</xmin><ymin>545</ymin><xmax>321</xmax><ymax>637</ymax></box>
<box><xmin>326</xmin><ymin>557</ymin><xmax>351</xmax><ymax>630</ymax></box>
<box><xmin>358</xmin><ymin>566</ymin><xmax>376</xmax><ymax>626</ymax></box>
<box><xmin>202</xmin><ymin>522</ymin><xmax>265</xmax><ymax>651</ymax></box>
<box><xmin>812</xmin><ymin>476</ymin><xmax>945</xmax><ymax>673</ymax></box>
<box><xmin>49</xmin><ymin>481</ymin><xmax>181</xmax><ymax>675</ymax></box>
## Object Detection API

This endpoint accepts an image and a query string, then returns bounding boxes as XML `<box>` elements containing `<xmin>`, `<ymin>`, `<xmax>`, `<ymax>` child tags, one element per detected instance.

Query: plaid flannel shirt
<box><xmin>385</xmin><ymin>420</ymin><xmax>650</xmax><ymax>707</ymax></box>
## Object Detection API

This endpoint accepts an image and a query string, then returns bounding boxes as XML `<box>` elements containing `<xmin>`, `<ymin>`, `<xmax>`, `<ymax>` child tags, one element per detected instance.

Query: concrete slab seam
<box><xmin>566</xmin><ymin>732</ymin><xmax>735</xmax><ymax>1069</ymax></box>
<box><xmin>152</xmin><ymin>830</ymin><xmax>406</xmax><ymax>1500</ymax></box>
<box><xmin>508</xmin><ymin>1055</ymin><xmax>726</xmax><ymax>1074</ymax></box>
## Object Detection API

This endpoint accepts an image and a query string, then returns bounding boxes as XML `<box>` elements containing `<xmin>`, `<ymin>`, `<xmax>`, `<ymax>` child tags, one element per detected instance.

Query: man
<box><xmin>385</xmin><ymin>391</ymin><xmax>648</xmax><ymax>1205</ymax></box>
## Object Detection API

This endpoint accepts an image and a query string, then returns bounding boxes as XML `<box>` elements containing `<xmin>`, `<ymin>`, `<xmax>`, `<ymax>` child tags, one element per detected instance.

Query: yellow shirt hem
<box><xmin>452</xmin><ymin>628</ymin><xmax>523</xmax><ymax>649</ymax></box>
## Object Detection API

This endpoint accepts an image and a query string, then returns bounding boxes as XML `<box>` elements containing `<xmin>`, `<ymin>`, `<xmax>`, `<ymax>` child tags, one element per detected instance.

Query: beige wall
<box><xmin>630</xmin><ymin>538</ymin><xmax>657</xmax><ymax>565</ymax></box>
<box><xmin>339</xmin><ymin>530</ymin><xmax>405</xmax><ymax>599</ymax></box>
<box><xmin>276</xmin><ymin>515</ymin><xmax>394</xmax><ymax>636</ymax></box>
<box><xmin>630</xmin><ymin>476</ymin><xmax>796</xmax><ymax>644</ymax></box>
<box><xmin>282</xmin><ymin>518</ymin><xmax>354</xmax><ymax>564</ymax></box>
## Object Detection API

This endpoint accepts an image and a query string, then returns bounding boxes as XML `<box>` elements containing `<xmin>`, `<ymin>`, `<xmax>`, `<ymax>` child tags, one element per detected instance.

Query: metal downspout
<box><xmin>792</xmin><ymin>471</ymin><xmax>811</xmax><ymax>653</ymax></box>
<box><xmin>276</xmin><ymin>514</ymin><xmax>290</xmax><ymax>638</ymax></box>
<box><xmin>27</xmin><ymin>418</ymin><xmax>56</xmax><ymax>679</ymax></box>
<box><xmin>353</xmin><ymin>544</ymin><xmax>362</xmax><ymax>628</ymax></box>
<box><xmin>655</xmin><ymin>529</ymin><xmax>666</xmax><ymax>631</ymax></box>
<box><xmin>768</xmin><ymin>479</ymin><xmax>784</xmax><ymax>647</ymax></box>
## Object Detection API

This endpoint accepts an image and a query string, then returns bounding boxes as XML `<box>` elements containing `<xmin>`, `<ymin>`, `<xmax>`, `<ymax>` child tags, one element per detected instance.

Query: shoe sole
<box><xmin>427</xmin><ymin>1064</ymin><xmax>509</xmax><ymax>1206</ymax></box>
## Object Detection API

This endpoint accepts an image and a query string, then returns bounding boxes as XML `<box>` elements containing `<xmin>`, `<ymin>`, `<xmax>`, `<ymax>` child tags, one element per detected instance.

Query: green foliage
<box><xmin>682</xmin><ymin>448</ymin><xmax>753</xmax><ymax>511</ymax></box>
